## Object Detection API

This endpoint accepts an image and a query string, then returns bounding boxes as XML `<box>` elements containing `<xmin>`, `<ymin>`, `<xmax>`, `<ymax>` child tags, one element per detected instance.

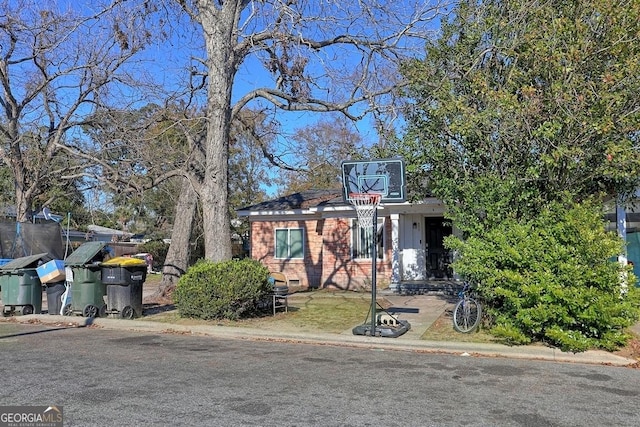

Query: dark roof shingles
<box><xmin>238</xmin><ymin>190</ymin><xmax>343</xmax><ymax>211</ymax></box>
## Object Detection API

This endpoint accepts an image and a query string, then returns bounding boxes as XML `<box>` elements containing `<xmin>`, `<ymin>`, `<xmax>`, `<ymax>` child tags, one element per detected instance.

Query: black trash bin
<box><xmin>0</xmin><ymin>253</ymin><xmax>49</xmax><ymax>316</ymax></box>
<box><xmin>44</xmin><ymin>282</ymin><xmax>66</xmax><ymax>315</ymax></box>
<box><xmin>101</xmin><ymin>257</ymin><xmax>147</xmax><ymax>319</ymax></box>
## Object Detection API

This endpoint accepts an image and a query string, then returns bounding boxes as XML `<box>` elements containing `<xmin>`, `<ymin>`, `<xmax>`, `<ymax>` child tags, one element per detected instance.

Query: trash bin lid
<box><xmin>0</xmin><ymin>253</ymin><xmax>51</xmax><ymax>271</ymax></box>
<box><xmin>64</xmin><ymin>242</ymin><xmax>107</xmax><ymax>266</ymax></box>
<box><xmin>101</xmin><ymin>256</ymin><xmax>146</xmax><ymax>267</ymax></box>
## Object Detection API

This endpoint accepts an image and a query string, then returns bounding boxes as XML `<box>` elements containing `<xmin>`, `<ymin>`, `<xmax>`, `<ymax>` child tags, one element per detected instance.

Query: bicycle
<box><xmin>452</xmin><ymin>282</ymin><xmax>482</xmax><ymax>333</ymax></box>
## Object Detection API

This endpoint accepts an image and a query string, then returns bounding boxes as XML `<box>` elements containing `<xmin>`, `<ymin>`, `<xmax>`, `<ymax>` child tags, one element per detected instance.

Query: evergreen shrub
<box><xmin>446</xmin><ymin>198</ymin><xmax>640</xmax><ymax>352</ymax></box>
<box><xmin>174</xmin><ymin>258</ymin><xmax>271</xmax><ymax>320</ymax></box>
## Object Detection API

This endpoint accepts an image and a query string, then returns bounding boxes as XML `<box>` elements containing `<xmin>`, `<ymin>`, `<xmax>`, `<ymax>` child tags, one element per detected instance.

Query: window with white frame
<box><xmin>351</xmin><ymin>218</ymin><xmax>384</xmax><ymax>260</ymax></box>
<box><xmin>275</xmin><ymin>228</ymin><xmax>304</xmax><ymax>259</ymax></box>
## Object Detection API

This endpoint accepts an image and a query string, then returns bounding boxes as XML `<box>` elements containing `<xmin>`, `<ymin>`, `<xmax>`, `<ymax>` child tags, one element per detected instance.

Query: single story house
<box><xmin>236</xmin><ymin>189</ymin><xmax>459</xmax><ymax>291</ymax></box>
<box><xmin>237</xmin><ymin>189</ymin><xmax>640</xmax><ymax>291</ymax></box>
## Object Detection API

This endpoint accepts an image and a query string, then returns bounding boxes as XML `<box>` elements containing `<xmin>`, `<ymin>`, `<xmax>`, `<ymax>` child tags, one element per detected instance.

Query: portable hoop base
<box><xmin>352</xmin><ymin>319</ymin><xmax>411</xmax><ymax>338</ymax></box>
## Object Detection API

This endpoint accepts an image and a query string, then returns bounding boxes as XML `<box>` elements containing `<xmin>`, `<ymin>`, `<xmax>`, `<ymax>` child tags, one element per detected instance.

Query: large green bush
<box><xmin>447</xmin><ymin>198</ymin><xmax>640</xmax><ymax>352</ymax></box>
<box><xmin>174</xmin><ymin>258</ymin><xmax>272</xmax><ymax>320</ymax></box>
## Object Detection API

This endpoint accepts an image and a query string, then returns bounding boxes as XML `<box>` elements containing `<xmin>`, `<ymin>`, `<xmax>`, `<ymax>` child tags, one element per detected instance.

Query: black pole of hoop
<box><xmin>370</xmin><ymin>205</ymin><xmax>378</xmax><ymax>336</ymax></box>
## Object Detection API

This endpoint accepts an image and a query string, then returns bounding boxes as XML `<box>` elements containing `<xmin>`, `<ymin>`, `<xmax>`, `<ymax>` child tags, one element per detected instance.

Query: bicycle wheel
<box><xmin>452</xmin><ymin>297</ymin><xmax>481</xmax><ymax>333</ymax></box>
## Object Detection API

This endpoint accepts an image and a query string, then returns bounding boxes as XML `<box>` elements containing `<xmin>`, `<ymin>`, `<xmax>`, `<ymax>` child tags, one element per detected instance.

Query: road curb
<box><xmin>2</xmin><ymin>314</ymin><xmax>636</xmax><ymax>368</ymax></box>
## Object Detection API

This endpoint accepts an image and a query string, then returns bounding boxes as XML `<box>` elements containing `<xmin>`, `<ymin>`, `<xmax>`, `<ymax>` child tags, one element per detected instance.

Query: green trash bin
<box><xmin>0</xmin><ymin>253</ymin><xmax>49</xmax><ymax>316</ymax></box>
<box><xmin>63</xmin><ymin>242</ymin><xmax>109</xmax><ymax>318</ymax></box>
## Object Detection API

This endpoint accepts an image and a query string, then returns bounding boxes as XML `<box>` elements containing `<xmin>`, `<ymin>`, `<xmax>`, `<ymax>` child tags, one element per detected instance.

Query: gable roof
<box><xmin>237</xmin><ymin>189</ymin><xmax>344</xmax><ymax>213</ymax></box>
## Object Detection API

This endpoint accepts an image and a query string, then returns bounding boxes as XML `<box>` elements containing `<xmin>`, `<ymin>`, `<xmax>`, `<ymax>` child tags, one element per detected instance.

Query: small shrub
<box><xmin>447</xmin><ymin>197</ymin><xmax>640</xmax><ymax>352</ymax></box>
<box><xmin>174</xmin><ymin>258</ymin><xmax>271</xmax><ymax>320</ymax></box>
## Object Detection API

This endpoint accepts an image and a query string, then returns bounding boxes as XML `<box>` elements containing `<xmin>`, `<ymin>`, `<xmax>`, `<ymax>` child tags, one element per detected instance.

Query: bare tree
<box><xmin>174</xmin><ymin>0</ymin><xmax>451</xmax><ymax>262</ymax></box>
<box><xmin>0</xmin><ymin>0</ymin><xmax>160</xmax><ymax>221</ymax></box>
<box><xmin>83</xmin><ymin>99</ymin><xmax>276</xmax><ymax>296</ymax></box>
<box><xmin>276</xmin><ymin>114</ymin><xmax>365</xmax><ymax>194</ymax></box>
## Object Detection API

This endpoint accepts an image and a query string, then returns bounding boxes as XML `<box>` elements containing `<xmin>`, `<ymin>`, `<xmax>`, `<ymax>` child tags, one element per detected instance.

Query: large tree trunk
<box><xmin>199</xmin><ymin>2</ymin><xmax>238</xmax><ymax>262</ymax></box>
<box><xmin>10</xmin><ymin>129</ymin><xmax>31</xmax><ymax>223</ymax></box>
<box><xmin>153</xmin><ymin>178</ymin><xmax>198</xmax><ymax>298</ymax></box>
<box><xmin>14</xmin><ymin>183</ymin><xmax>30</xmax><ymax>223</ymax></box>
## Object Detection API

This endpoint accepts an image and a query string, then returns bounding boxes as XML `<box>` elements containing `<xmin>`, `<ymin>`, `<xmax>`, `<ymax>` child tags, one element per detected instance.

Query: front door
<box><xmin>425</xmin><ymin>217</ymin><xmax>452</xmax><ymax>279</ymax></box>
<box><xmin>401</xmin><ymin>214</ymin><xmax>426</xmax><ymax>281</ymax></box>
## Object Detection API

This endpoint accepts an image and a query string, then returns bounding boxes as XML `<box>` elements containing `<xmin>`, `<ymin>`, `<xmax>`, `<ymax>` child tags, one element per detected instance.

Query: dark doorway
<box><xmin>425</xmin><ymin>217</ymin><xmax>452</xmax><ymax>279</ymax></box>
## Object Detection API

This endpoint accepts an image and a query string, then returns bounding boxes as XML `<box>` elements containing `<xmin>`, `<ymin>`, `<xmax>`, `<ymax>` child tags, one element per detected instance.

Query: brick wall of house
<box><xmin>321</xmin><ymin>217</ymin><xmax>392</xmax><ymax>290</ymax></box>
<box><xmin>250</xmin><ymin>216</ymin><xmax>392</xmax><ymax>290</ymax></box>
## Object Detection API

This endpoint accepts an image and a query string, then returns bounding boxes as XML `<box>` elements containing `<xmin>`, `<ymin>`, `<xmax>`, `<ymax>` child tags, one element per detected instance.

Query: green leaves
<box><xmin>402</xmin><ymin>0</ymin><xmax>640</xmax><ymax>224</ymax></box>
<box><xmin>174</xmin><ymin>258</ymin><xmax>272</xmax><ymax>320</ymax></box>
<box><xmin>400</xmin><ymin>0</ymin><xmax>640</xmax><ymax>352</ymax></box>
<box><xmin>449</xmin><ymin>198</ymin><xmax>640</xmax><ymax>352</ymax></box>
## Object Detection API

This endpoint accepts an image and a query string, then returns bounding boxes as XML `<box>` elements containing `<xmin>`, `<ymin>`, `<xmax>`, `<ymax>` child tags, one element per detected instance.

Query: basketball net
<box><xmin>348</xmin><ymin>193</ymin><xmax>382</xmax><ymax>229</ymax></box>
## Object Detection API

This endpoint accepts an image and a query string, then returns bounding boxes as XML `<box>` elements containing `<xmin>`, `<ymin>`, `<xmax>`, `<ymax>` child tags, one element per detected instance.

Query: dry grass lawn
<box><xmin>143</xmin><ymin>275</ymin><xmax>372</xmax><ymax>334</ymax></box>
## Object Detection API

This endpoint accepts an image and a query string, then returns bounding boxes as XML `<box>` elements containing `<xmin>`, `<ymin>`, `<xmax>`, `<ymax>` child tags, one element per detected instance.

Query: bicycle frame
<box><xmin>452</xmin><ymin>282</ymin><xmax>481</xmax><ymax>333</ymax></box>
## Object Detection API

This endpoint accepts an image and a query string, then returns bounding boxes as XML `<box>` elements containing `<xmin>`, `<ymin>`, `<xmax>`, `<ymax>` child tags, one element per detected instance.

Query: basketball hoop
<box><xmin>348</xmin><ymin>193</ymin><xmax>381</xmax><ymax>229</ymax></box>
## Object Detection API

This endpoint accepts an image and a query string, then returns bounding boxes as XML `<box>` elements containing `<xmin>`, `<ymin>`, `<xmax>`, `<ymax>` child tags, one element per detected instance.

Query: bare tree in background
<box><xmin>83</xmin><ymin>103</ymin><xmax>205</xmax><ymax>296</ymax></box>
<box><xmin>0</xmin><ymin>0</ymin><xmax>164</xmax><ymax>222</ymax></box>
<box><xmin>175</xmin><ymin>0</ymin><xmax>451</xmax><ymax>262</ymax></box>
<box><xmin>277</xmin><ymin>115</ymin><xmax>365</xmax><ymax>194</ymax></box>
<box><xmin>154</xmin><ymin>109</ymin><xmax>274</xmax><ymax>297</ymax></box>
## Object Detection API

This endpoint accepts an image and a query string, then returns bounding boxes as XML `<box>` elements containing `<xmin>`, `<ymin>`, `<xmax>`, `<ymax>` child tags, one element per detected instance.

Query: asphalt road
<box><xmin>1</xmin><ymin>322</ymin><xmax>639</xmax><ymax>426</ymax></box>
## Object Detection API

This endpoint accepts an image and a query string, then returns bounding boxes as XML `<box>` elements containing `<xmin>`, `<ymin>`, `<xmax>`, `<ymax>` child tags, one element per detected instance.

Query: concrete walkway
<box><xmin>380</xmin><ymin>293</ymin><xmax>455</xmax><ymax>339</ymax></box>
<box><xmin>339</xmin><ymin>292</ymin><xmax>455</xmax><ymax>338</ymax></box>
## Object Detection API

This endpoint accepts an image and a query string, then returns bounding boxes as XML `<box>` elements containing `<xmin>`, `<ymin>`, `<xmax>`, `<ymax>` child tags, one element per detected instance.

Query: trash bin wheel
<box><xmin>21</xmin><ymin>305</ymin><xmax>34</xmax><ymax>315</ymax></box>
<box><xmin>83</xmin><ymin>304</ymin><xmax>99</xmax><ymax>318</ymax></box>
<box><xmin>120</xmin><ymin>306</ymin><xmax>135</xmax><ymax>320</ymax></box>
<box><xmin>62</xmin><ymin>304</ymin><xmax>73</xmax><ymax>316</ymax></box>
<box><xmin>99</xmin><ymin>304</ymin><xmax>107</xmax><ymax>318</ymax></box>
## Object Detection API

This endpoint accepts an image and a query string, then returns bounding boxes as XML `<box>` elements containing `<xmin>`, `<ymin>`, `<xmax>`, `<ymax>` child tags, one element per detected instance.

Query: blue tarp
<box><xmin>626</xmin><ymin>231</ymin><xmax>640</xmax><ymax>285</ymax></box>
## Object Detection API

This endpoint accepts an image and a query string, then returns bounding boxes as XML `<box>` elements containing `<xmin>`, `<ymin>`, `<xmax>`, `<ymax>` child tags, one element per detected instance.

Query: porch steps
<box><xmin>387</xmin><ymin>281</ymin><xmax>463</xmax><ymax>296</ymax></box>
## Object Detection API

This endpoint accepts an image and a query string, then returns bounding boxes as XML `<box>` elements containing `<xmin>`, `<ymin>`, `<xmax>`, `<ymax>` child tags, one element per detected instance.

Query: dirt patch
<box><xmin>613</xmin><ymin>336</ymin><xmax>640</xmax><ymax>363</ymax></box>
<box><xmin>420</xmin><ymin>307</ymin><xmax>498</xmax><ymax>343</ymax></box>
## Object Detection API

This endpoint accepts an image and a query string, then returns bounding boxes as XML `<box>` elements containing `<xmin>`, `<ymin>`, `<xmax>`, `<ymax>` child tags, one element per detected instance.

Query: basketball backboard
<box><xmin>341</xmin><ymin>158</ymin><xmax>406</xmax><ymax>203</ymax></box>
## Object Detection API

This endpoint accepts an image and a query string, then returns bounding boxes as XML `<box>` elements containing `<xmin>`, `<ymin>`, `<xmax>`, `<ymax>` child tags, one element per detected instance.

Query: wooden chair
<box><xmin>269</xmin><ymin>272</ymin><xmax>289</xmax><ymax>315</ymax></box>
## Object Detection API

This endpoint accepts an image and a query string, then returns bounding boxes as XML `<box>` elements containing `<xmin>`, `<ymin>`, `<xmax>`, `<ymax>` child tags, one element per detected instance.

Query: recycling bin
<box><xmin>63</xmin><ymin>242</ymin><xmax>108</xmax><ymax>318</ymax></box>
<box><xmin>101</xmin><ymin>257</ymin><xmax>147</xmax><ymax>319</ymax></box>
<box><xmin>0</xmin><ymin>254</ymin><xmax>48</xmax><ymax>316</ymax></box>
<box><xmin>44</xmin><ymin>281</ymin><xmax>66</xmax><ymax>315</ymax></box>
